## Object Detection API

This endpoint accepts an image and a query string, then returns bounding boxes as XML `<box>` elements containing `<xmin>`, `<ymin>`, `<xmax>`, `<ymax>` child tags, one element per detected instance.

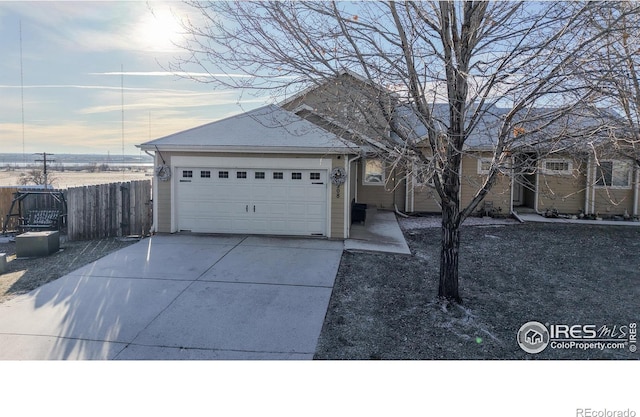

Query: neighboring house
<box><xmin>139</xmin><ymin>73</ymin><xmax>639</xmax><ymax>239</ymax></box>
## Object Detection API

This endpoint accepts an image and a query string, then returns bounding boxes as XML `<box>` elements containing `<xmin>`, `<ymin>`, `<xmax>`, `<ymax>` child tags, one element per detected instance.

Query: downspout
<box><xmin>585</xmin><ymin>154</ymin><xmax>592</xmax><ymax>215</ymax></box>
<box><xmin>458</xmin><ymin>160</ymin><xmax>463</xmax><ymax>212</ymax></box>
<box><xmin>509</xmin><ymin>155</ymin><xmax>524</xmax><ymax>222</ymax></box>
<box><xmin>591</xmin><ymin>159</ymin><xmax>596</xmax><ymax>215</ymax></box>
<box><xmin>534</xmin><ymin>167</ymin><xmax>540</xmax><ymax>213</ymax></box>
<box><xmin>346</xmin><ymin>155</ymin><xmax>361</xmax><ymax>239</ymax></box>
<box><xmin>509</xmin><ymin>155</ymin><xmax>515</xmax><ymax>215</ymax></box>
<box><xmin>144</xmin><ymin>149</ymin><xmax>157</xmax><ymax>233</ymax></box>
<box><xmin>633</xmin><ymin>166</ymin><xmax>639</xmax><ymax>217</ymax></box>
<box><xmin>412</xmin><ymin>188</ymin><xmax>416</xmax><ymax>212</ymax></box>
<box><xmin>350</xmin><ymin>155</ymin><xmax>360</xmax><ymax>202</ymax></box>
<box><xmin>405</xmin><ymin>172</ymin><xmax>410</xmax><ymax>213</ymax></box>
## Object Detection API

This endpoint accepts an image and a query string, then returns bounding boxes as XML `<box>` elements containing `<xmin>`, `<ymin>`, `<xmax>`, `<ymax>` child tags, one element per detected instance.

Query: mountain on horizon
<box><xmin>0</xmin><ymin>153</ymin><xmax>153</xmax><ymax>165</ymax></box>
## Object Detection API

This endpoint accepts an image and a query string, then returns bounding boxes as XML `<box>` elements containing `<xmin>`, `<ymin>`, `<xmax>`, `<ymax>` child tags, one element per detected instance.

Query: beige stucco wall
<box><xmin>587</xmin><ymin>158</ymin><xmax>637</xmax><ymax>216</ymax></box>
<box><xmin>155</xmin><ymin>153</ymin><xmax>173</xmax><ymax>233</ymax></box>
<box><xmin>460</xmin><ymin>153</ymin><xmax>511</xmax><ymax>214</ymax></box>
<box><xmin>536</xmin><ymin>158</ymin><xmax>587</xmax><ymax>214</ymax></box>
<box><xmin>592</xmin><ymin>188</ymin><xmax>635</xmax><ymax>216</ymax></box>
<box><xmin>354</xmin><ymin>159</ymin><xmax>405</xmax><ymax>211</ymax></box>
<box><xmin>282</xmin><ymin>72</ymin><xmax>393</xmax><ymax>142</ymax></box>
<box><xmin>408</xmin><ymin>152</ymin><xmax>512</xmax><ymax>214</ymax></box>
<box><xmin>153</xmin><ymin>151</ymin><xmax>349</xmax><ymax>239</ymax></box>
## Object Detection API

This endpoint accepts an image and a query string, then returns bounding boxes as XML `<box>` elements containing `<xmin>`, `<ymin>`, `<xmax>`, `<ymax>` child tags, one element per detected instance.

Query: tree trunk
<box><xmin>439</xmin><ymin>201</ymin><xmax>462</xmax><ymax>304</ymax></box>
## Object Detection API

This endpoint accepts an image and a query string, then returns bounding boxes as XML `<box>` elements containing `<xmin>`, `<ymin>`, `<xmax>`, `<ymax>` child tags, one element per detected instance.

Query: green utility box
<box><xmin>0</xmin><ymin>253</ymin><xmax>6</xmax><ymax>274</ymax></box>
<box><xmin>16</xmin><ymin>231</ymin><xmax>60</xmax><ymax>258</ymax></box>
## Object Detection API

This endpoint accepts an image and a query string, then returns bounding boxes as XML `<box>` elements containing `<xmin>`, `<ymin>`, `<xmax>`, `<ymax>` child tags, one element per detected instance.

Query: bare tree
<box><xmin>18</xmin><ymin>168</ymin><xmax>57</xmax><ymax>188</ymax></box>
<box><xmin>580</xmin><ymin>1</ymin><xmax>640</xmax><ymax>166</ymax></box>
<box><xmin>172</xmin><ymin>1</ymin><xmax>639</xmax><ymax>303</ymax></box>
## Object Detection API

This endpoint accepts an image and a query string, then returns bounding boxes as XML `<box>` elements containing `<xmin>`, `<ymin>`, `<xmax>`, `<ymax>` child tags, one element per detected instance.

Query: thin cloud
<box><xmin>93</xmin><ymin>71</ymin><xmax>257</xmax><ymax>79</ymax></box>
<box><xmin>0</xmin><ymin>84</ymin><xmax>212</xmax><ymax>93</ymax></box>
<box><xmin>77</xmin><ymin>90</ymin><xmax>267</xmax><ymax>115</ymax></box>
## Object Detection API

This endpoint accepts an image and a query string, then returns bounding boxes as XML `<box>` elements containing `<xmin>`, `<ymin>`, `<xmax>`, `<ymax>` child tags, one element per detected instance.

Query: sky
<box><xmin>0</xmin><ymin>1</ymin><xmax>267</xmax><ymax>156</ymax></box>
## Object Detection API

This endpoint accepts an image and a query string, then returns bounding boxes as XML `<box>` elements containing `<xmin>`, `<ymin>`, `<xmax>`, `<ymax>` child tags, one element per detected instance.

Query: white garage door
<box><xmin>177</xmin><ymin>167</ymin><xmax>327</xmax><ymax>236</ymax></box>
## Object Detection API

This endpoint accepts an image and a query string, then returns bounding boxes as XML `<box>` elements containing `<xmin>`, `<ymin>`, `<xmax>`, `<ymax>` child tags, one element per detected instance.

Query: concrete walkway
<box><xmin>0</xmin><ymin>235</ymin><xmax>343</xmax><ymax>360</ymax></box>
<box><xmin>345</xmin><ymin>210</ymin><xmax>411</xmax><ymax>255</ymax></box>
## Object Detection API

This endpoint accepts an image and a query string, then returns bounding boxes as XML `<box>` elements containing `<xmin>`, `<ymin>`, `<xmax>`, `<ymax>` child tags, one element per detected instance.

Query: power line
<box><xmin>121</xmin><ymin>64</ymin><xmax>125</xmax><ymax>181</ymax></box>
<box><xmin>34</xmin><ymin>152</ymin><xmax>55</xmax><ymax>189</ymax></box>
<box><xmin>20</xmin><ymin>20</ymin><xmax>25</xmax><ymax>163</ymax></box>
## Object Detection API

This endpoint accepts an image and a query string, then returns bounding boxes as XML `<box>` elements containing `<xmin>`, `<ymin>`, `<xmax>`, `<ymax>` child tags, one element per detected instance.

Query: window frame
<box><xmin>477</xmin><ymin>158</ymin><xmax>492</xmax><ymax>175</ymax></box>
<box><xmin>541</xmin><ymin>159</ymin><xmax>573</xmax><ymax>176</ymax></box>
<box><xmin>363</xmin><ymin>158</ymin><xmax>385</xmax><ymax>185</ymax></box>
<box><xmin>595</xmin><ymin>160</ymin><xmax>632</xmax><ymax>189</ymax></box>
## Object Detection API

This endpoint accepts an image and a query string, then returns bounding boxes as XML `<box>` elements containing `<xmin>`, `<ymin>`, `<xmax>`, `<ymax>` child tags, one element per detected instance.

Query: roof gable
<box><xmin>139</xmin><ymin>104</ymin><xmax>356</xmax><ymax>153</ymax></box>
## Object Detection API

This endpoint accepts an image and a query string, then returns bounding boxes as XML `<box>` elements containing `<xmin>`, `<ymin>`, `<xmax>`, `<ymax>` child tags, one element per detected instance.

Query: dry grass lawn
<box><xmin>0</xmin><ymin>169</ymin><xmax>151</xmax><ymax>189</ymax></box>
<box><xmin>315</xmin><ymin>221</ymin><xmax>640</xmax><ymax>360</ymax></box>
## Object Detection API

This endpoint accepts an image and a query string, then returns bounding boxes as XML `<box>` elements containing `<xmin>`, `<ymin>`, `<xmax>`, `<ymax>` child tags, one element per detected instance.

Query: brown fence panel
<box><xmin>66</xmin><ymin>180</ymin><xmax>152</xmax><ymax>241</ymax></box>
<box><xmin>1</xmin><ymin>187</ymin><xmax>67</xmax><ymax>233</ymax></box>
<box><xmin>0</xmin><ymin>187</ymin><xmax>20</xmax><ymax>232</ymax></box>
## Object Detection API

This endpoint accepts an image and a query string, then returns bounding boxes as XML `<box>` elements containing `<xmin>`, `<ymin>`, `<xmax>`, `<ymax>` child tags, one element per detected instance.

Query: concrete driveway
<box><xmin>0</xmin><ymin>235</ymin><xmax>343</xmax><ymax>360</ymax></box>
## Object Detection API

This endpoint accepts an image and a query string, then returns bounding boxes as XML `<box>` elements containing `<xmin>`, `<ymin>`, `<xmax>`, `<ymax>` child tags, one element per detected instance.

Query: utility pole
<box><xmin>34</xmin><ymin>152</ymin><xmax>55</xmax><ymax>189</ymax></box>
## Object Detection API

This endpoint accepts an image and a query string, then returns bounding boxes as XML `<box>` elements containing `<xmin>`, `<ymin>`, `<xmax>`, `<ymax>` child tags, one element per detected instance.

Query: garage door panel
<box><xmin>269</xmin><ymin>186</ymin><xmax>289</xmax><ymax>199</ymax></box>
<box><xmin>305</xmin><ymin>187</ymin><xmax>325</xmax><ymax>200</ymax></box>
<box><xmin>306</xmin><ymin>204</ymin><xmax>324</xmax><ymax>216</ymax></box>
<box><xmin>177</xmin><ymin>166</ymin><xmax>327</xmax><ymax>236</ymax></box>
<box><xmin>287</xmin><ymin>203</ymin><xmax>306</xmax><ymax>216</ymax></box>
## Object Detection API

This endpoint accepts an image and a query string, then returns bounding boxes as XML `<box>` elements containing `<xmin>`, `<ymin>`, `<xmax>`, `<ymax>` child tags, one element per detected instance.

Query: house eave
<box><xmin>137</xmin><ymin>144</ymin><xmax>358</xmax><ymax>155</ymax></box>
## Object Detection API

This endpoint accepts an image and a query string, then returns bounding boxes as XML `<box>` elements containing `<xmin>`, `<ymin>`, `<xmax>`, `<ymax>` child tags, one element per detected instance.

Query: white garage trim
<box><xmin>172</xmin><ymin>156</ymin><xmax>331</xmax><ymax>170</ymax></box>
<box><xmin>170</xmin><ymin>156</ymin><xmax>332</xmax><ymax>237</ymax></box>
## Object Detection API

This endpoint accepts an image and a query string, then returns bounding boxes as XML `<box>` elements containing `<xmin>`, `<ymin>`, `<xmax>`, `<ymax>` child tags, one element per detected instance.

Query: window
<box><xmin>182</xmin><ymin>170</ymin><xmax>193</xmax><ymax>178</ymax></box>
<box><xmin>255</xmin><ymin>172</ymin><xmax>265</xmax><ymax>179</ymax></box>
<box><xmin>292</xmin><ymin>172</ymin><xmax>302</xmax><ymax>180</ymax></box>
<box><xmin>477</xmin><ymin>158</ymin><xmax>492</xmax><ymax>175</ymax></box>
<box><xmin>200</xmin><ymin>170</ymin><xmax>211</xmax><ymax>178</ymax></box>
<box><xmin>218</xmin><ymin>171</ymin><xmax>229</xmax><ymax>179</ymax></box>
<box><xmin>310</xmin><ymin>172</ymin><xmax>321</xmax><ymax>180</ymax></box>
<box><xmin>237</xmin><ymin>171</ymin><xmax>247</xmax><ymax>179</ymax></box>
<box><xmin>596</xmin><ymin>160</ymin><xmax>630</xmax><ymax>188</ymax></box>
<box><xmin>273</xmin><ymin>172</ymin><xmax>284</xmax><ymax>180</ymax></box>
<box><xmin>364</xmin><ymin>159</ymin><xmax>384</xmax><ymax>184</ymax></box>
<box><xmin>542</xmin><ymin>159</ymin><xmax>572</xmax><ymax>175</ymax></box>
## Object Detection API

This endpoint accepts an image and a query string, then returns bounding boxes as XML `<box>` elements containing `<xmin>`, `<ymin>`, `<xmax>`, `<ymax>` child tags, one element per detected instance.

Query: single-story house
<box><xmin>139</xmin><ymin>73</ymin><xmax>639</xmax><ymax>238</ymax></box>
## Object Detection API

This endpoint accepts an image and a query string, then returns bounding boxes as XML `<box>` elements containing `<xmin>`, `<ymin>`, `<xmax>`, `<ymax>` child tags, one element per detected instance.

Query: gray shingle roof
<box><xmin>139</xmin><ymin>104</ymin><xmax>357</xmax><ymax>153</ymax></box>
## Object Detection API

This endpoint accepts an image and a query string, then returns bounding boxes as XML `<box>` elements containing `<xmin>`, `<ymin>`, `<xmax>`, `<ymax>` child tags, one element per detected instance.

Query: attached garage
<box><xmin>139</xmin><ymin>105</ymin><xmax>357</xmax><ymax>239</ymax></box>
<box><xmin>176</xmin><ymin>164</ymin><xmax>328</xmax><ymax>236</ymax></box>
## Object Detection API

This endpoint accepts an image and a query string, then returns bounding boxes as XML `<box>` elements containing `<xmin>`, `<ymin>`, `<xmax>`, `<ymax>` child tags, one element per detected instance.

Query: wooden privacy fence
<box><xmin>1</xmin><ymin>187</ymin><xmax>66</xmax><ymax>232</ymax></box>
<box><xmin>66</xmin><ymin>180</ymin><xmax>152</xmax><ymax>241</ymax></box>
<box><xmin>0</xmin><ymin>187</ymin><xmax>20</xmax><ymax>232</ymax></box>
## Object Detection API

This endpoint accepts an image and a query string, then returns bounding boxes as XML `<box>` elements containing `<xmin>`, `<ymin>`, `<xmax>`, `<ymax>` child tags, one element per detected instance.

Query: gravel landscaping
<box><xmin>315</xmin><ymin>218</ymin><xmax>640</xmax><ymax>360</ymax></box>
<box><xmin>0</xmin><ymin>236</ymin><xmax>138</xmax><ymax>304</ymax></box>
